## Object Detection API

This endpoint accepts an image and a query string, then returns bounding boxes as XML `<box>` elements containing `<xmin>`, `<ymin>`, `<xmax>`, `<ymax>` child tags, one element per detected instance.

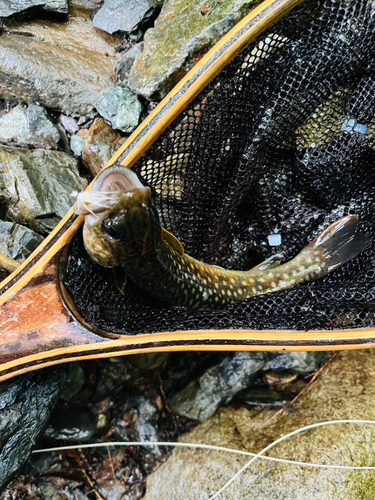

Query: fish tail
<box><xmin>304</xmin><ymin>215</ymin><xmax>371</xmax><ymax>274</ymax></box>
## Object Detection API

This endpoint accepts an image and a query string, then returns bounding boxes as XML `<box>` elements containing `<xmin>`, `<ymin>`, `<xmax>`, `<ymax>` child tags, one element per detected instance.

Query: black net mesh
<box><xmin>63</xmin><ymin>0</ymin><xmax>375</xmax><ymax>335</ymax></box>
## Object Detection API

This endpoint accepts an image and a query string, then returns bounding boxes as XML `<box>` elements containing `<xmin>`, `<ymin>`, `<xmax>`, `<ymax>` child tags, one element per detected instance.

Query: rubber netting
<box><xmin>63</xmin><ymin>0</ymin><xmax>375</xmax><ymax>335</ymax></box>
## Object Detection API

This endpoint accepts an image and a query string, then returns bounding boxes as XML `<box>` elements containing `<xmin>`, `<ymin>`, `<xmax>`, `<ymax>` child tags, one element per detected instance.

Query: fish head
<box><xmin>74</xmin><ymin>165</ymin><xmax>162</xmax><ymax>268</ymax></box>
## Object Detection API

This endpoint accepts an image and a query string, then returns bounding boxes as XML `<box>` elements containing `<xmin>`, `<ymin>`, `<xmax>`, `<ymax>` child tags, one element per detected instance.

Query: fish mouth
<box><xmin>74</xmin><ymin>166</ymin><xmax>146</xmax><ymax>216</ymax></box>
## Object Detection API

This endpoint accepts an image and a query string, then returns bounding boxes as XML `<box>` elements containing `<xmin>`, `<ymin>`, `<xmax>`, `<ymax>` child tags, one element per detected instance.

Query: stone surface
<box><xmin>169</xmin><ymin>352</ymin><xmax>271</xmax><ymax>422</ymax></box>
<box><xmin>0</xmin><ymin>146</ymin><xmax>87</xmax><ymax>233</ymax></box>
<box><xmin>15</xmin><ymin>6</ymin><xmax>121</xmax><ymax>59</ymax></box>
<box><xmin>0</xmin><ymin>105</ymin><xmax>61</xmax><ymax>150</ymax></box>
<box><xmin>0</xmin><ymin>32</ymin><xmax>116</xmax><ymax>115</ymax></box>
<box><xmin>114</xmin><ymin>42</ymin><xmax>144</xmax><ymax>87</ymax></box>
<box><xmin>129</xmin><ymin>0</ymin><xmax>260</xmax><ymax>100</ymax></box>
<box><xmin>267</xmin><ymin>351</ymin><xmax>330</xmax><ymax>374</ymax></box>
<box><xmin>43</xmin><ymin>405</ymin><xmax>96</xmax><ymax>442</ymax></box>
<box><xmin>94</xmin><ymin>86</ymin><xmax>143</xmax><ymax>133</ymax></box>
<box><xmin>70</xmin><ymin>135</ymin><xmax>84</xmax><ymax>156</ymax></box>
<box><xmin>0</xmin><ymin>220</ymin><xmax>43</xmax><ymax>265</ymax></box>
<box><xmin>135</xmin><ymin>397</ymin><xmax>160</xmax><ymax>454</ymax></box>
<box><xmin>0</xmin><ymin>367</ymin><xmax>67</xmax><ymax>491</ymax></box>
<box><xmin>82</xmin><ymin>118</ymin><xmax>126</xmax><ymax>176</ymax></box>
<box><xmin>144</xmin><ymin>349</ymin><xmax>375</xmax><ymax>500</ymax></box>
<box><xmin>0</xmin><ymin>0</ymin><xmax>68</xmax><ymax>17</ymax></box>
<box><xmin>59</xmin><ymin>115</ymin><xmax>79</xmax><ymax>135</ymax></box>
<box><xmin>93</xmin><ymin>0</ymin><xmax>161</xmax><ymax>35</ymax></box>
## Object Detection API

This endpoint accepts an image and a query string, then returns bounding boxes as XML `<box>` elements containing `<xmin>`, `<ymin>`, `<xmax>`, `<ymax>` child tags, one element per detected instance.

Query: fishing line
<box><xmin>33</xmin><ymin>419</ymin><xmax>375</xmax><ymax>498</ymax></box>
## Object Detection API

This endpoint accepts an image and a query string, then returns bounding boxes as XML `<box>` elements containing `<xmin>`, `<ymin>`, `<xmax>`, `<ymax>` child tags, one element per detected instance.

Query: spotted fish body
<box><xmin>75</xmin><ymin>166</ymin><xmax>371</xmax><ymax>309</ymax></box>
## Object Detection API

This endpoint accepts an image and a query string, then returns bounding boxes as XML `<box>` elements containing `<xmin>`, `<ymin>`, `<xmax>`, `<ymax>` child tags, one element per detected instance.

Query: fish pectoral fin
<box><xmin>113</xmin><ymin>267</ymin><xmax>128</xmax><ymax>296</ymax></box>
<box><xmin>250</xmin><ymin>253</ymin><xmax>283</xmax><ymax>272</ymax></box>
<box><xmin>162</xmin><ymin>228</ymin><xmax>185</xmax><ymax>255</ymax></box>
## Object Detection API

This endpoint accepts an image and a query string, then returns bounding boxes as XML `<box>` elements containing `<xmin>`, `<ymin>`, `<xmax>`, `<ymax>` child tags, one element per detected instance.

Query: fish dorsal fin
<box><xmin>162</xmin><ymin>228</ymin><xmax>184</xmax><ymax>255</ymax></box>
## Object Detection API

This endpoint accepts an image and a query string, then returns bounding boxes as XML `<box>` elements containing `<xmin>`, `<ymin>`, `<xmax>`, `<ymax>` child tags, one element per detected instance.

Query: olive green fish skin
<box><xmin>81</xmin><ymin>186</ymin><xmax>371</xmax><ymax>310</ymax></box>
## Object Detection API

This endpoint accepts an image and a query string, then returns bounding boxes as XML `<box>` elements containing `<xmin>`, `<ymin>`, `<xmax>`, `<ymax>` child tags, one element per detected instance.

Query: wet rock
<box><xmin>0</xmin><ymin>146</ymin><xmax>87</xmax><ymax>233</ymax></box>
<box><xmin>0</xmin><ymin>221</ymin><xmax>43</xmax><ymax>272</ymax></box>
<box><xmin>144</xmin><ymin>349</ymin><xmax>375</xmax><ymax>500</ymax></box>
<box><xmin>44</xmin><ymin>404</ymin><xmax>96</xmax><ymax>442</ymax></box>
<box><xmin>114</xmin><ymin>42</ymin><xmax>144</xmax><ymax>87</ymax></box>
<box><xmin>70</xmin><ymin>135</ymin><xmax>84</xmax><ymax>156</ymax></box>
<box><xmin>129</xmin><ymin>0</ymin><xmax>260</xmax><ymax>100</ymax></box>
<box><xmin>267</xmin><ymin>351</ymin><xmax>330</xmax><ymax>374</ymax></box>
<box><xmin>0</xmin><ymin>0</ymin><xmax>68</xmax><ymax>17</ymax></box>
<box><xmin>0</xmin><ymin>32</ymin><xmax>116</xmax><ymax>115</ymax></box>
<box><xmin>94</xmin><ymin>86</ymin><xmax>143</xmax><ymax>133</ymax></box>
<box><xmin>82</xmin><ymin>118</ymin><xmax>125</xmax><ymax>176</ymax></box>
<box><xmin>169</xmin><ymin>352</ymin><xmax>270</xmax><ymax>422</ymax></box>
<box><xmin>59</xmin><ymin>115</ymin><xmax>79</xmax><ymax>135</ymax></box>
<box><xmin>0</xmin><ymin>105</ymin><xmax>61</xmax><ymax>149</ymax></box>
<box><xmin>128</xmin><ymin>352</ymin><xmax>170</xmax><ymax>370</ymax></box>
<box><xmin>15</xmin><ymin>6</ymin><xmax>121</xmax><ymax>59</ymax></box>
<box><xmin>0</xmin><ymin>367</ymin><xmax>67</xmax><ymax>491</ymax></box>
<box><xmin>93</xmin><ymin>0</ymin><xmax>161</xmax><ymax>35</ymax></box>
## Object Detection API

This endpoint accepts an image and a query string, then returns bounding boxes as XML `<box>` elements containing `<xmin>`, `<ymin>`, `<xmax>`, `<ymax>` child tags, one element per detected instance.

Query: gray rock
<box><xmin>266</xmin><ymin>351</ymin><xmax>331</xmax><ymax>374</ymax></box>
<box><xmin>0</xmin><ymin>221</ymin><xmax>43</xmax><ymax>263</ymax></box>
<box><xmin>129</xmin><ymin>0</ymin><xmax>260</xmax><ymax>100</ymax></box>
<box><xmin>94</xmin><ymin>86</ymin><xmax>143</xmax><ymax>133</ymax></box>
<box><xmin>144</xmin><ymin>349</ymin><xmax>375</xmax><ymax>500</ymax></box>
<box><xmin>114</xmin><ymin>42</ymin><xmax>144</xmax><ymax>87</ymax></box>
<box><xmin>70</xmin><ymin>135</ymin><xmax>84</xmax><ymax>156</ymax></box>
<box><xmin>93</xmin><ymin>0</ymin><xmax>160</xmax><ymax>35</ymax></box>
<box><xmin>0</xmin><ymin>146</ymin><xmax>87</xmax><ymax>233</ymax></box>
<box><xmin>43</xmin><ymin>405</ymin><xmax>96</xmax><ymax>442</ymax></box>
<box><xmin>27</xmin><ymin>105</ymin><xmax>62</xmax><ymax>149</ymax></box>
<box><xmin>135</xmin><ymin>396</ymin><xmax>160</xmax><ymax>454</ymax></box>
<box><xmin>0</xmin><ymin>367</ymin><xmax>67</xmax><ymax>491</ymax></box>
<box><xmin>0</xmin><ymin>0</ymin><xmax>68</xmax><ymax>17</ymax></box>
<box><xmin>0</xmin><ymin>33</ymin><xmax>116</xmax><ymax>115</ymax></box>
<box><xmin>0</xmin><ymin>105</ymin><xmax>61</xmax><ymax>150</ymax></box>
<box><xmin>59</xmin><ymin>115</ymin><xmax>79</xmax><ymax>135</ymax></box>
<box><xmin>98</xmin><ymin>482</ymin><xmax>128</xmax><ymax>500</ymax></box>
<box><xmin>169</xmin><ymin>352</ymin><xmax>270</xmax><ymax>422</ymax></box>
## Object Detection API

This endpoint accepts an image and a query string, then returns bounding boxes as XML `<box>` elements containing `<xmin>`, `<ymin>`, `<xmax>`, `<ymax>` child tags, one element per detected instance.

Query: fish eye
<box><xmin>103</xmin><ymin>220</ymin><xmax>120</xmax><ymax>239</ymax></box>
<box><xmin>151</xmin><ymin>206</ymin><xmax>160</xmax><ymax>221</ymax></box>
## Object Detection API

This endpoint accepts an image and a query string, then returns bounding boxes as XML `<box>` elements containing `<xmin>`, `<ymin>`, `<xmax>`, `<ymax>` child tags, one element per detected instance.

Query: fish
<box><xmin>74</xmin><ymin>165</ymin><xmax>371</xmax><ymax>309</ymax></box>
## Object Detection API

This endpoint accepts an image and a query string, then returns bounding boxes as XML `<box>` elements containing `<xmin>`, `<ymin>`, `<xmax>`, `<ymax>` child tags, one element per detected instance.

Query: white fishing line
<box><xmin>208</xmin><ymin>419</ymin><xmax>375</xmax><ymax>499</ymax></box>
<box><xmin>32</xmin><ymin>420</ymin><xmax>375</xmax><ymax>488</ymax></box>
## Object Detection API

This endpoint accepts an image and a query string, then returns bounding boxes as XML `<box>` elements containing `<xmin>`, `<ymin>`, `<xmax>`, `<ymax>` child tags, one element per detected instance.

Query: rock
<box><xmin>93</xmin><ymin>0</ymin><xmax>161</xmax><ymax>35</ymax></box>
<box><xmin>98</xmin><ymin>482</ymin><xmax>128</xmax><ymax>500</ymax></box>
<box><xmin>169</xmin><ymin>352</ymin><xmax>270</xmax><ymax>422</ymax></box>
<box><xmin>129</xmin><ymin>0</ymin><xmax>261</xmax><ymax>100</ymax></box>
<box><xmin>94</xmin><ymin>86</ymin><xmax>143</xmax><ymax>133</ymax></box>
<box><xmin>82</xmin><ymin>118</ymin><xmax>125</xmax><ymax>176</ymax></box>
<box><xmin>114</xmin><ymin>42</ymin><xmax>144</xmax><ymax>87</ymax></box>
<box><xmin>0</xmin><ymin>0</ymin><xmax>68</xmax><ymax>17</ymax></box>
<box><xmin>0</xmin><ymin>146</ymin><xmax>87</xmax><ymax>233</ymax></box>
<box><xmin>266</xmin><ymin>351</ymin><xmax>330</xmax><ymax>374</ymax></box>
<box><xmin>135</xmin><ymin>397</ymin><xmax>160</xmax><ymax>454</ymax></box>
<box><xmin>43</xmin><ymin>404</ymin><xmax>96</xmax><ymax>442</ymax></box>
<box><xmin>70</xmin><ymin>135</ymin><xmax>84</xmax><ymax>156</ymax></box>
<box><xmin>0</xmin><ymin>367</ymin><xmax>67</xmax><ymax>491</ymax></box>
<box><xmin>15</xmin><ymin>6</ymin><xmax>122</xmax><ymax>59</ymax></box>
<box><xmin>0</xmin><ymin>221</ymin><xmax>43</xmax><ymax>269</ymax></box>
<box><xmin>128</xmin><ymin>352</ymin><xmax>170</xmax><ymax>370</ymax></box>
<box><xmin>144</xmin><ymin>350</ymin><xmax>375</xmax><ymax>500</ymax></box>
<box><xmin>0</xmin><ymin>32</ymin><xmax>116</xmax><ymax>115</ymax></box>
<box><xmin>0</xmin><ymin>105</ymin><xmax>61</xmax><ymax>149</ymax></box>
<box><xmin>59</xmin><ymin>115</ymin><xmax>79</xmax><ymax>135</ymax></box>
